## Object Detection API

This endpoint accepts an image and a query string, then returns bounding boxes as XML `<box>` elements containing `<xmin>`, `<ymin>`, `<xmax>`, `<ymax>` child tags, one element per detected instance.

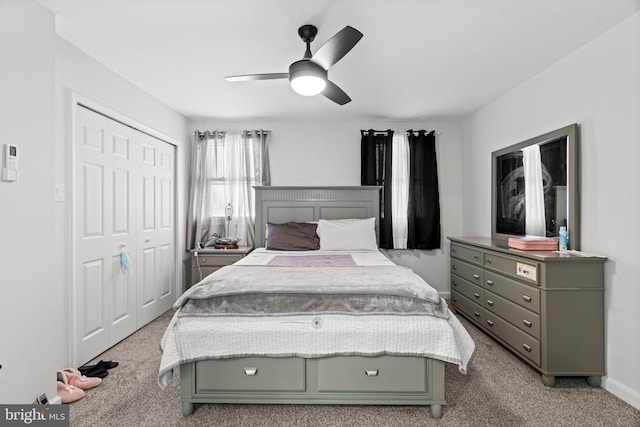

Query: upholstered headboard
<box><xmin>253</xmin><ymin>186</ymin><xmax>382</xmax><ymax>248</ymax></box>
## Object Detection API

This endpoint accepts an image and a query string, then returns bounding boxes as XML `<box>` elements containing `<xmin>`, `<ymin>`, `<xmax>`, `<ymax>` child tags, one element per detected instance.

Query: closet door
<box><xmin>74</xmin><ymin>107</ymin><xmax>137</xmax><ymax>364</ymax></box>
<box><xmin>74</xmin><ymin>105</ymin><xmax>176</xmax><ymax>365</ymax></box>
<box><xmin>136</xmin><ymin>132</ymin><xmax>176</xmax><ymax>327</ymax></box>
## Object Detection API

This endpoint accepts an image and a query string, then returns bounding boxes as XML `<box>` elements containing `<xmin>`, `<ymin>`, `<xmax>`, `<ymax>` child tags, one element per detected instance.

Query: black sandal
<box><xmin>78</xmin><ymin>366</ymin><xmax>108</xmax><ymax>378</ymax></box>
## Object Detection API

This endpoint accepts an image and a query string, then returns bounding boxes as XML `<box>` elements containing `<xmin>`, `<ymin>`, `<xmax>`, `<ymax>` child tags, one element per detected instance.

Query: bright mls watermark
<box><xmin>1</xmin><ymin>405</ymin><xmax>69</xmax><ymax>426</ymax></box>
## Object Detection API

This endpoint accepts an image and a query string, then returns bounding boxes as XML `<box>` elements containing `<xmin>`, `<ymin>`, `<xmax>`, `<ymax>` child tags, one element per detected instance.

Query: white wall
<box><xmin>462</xmin><ymin>12</ymin><xmax>640</xmax><ymax>410</ymax></box>
<box><xmin>0</xmin><ymin>0</ymin><xmax>58</xmax><ymax>405</ymax></box>
<box><xmin>191</xmin><ymin>119</ymin><xmax>464</xmax><ymax>294</ymax></box>
<box><xmin>0</xmin><ymin>0</ymin><xmax>190</xmax><ymax>404</ymax></box>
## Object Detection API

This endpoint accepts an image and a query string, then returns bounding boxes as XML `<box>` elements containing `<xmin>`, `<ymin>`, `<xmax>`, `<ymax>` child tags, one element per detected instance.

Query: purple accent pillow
<box><xmin>266</xmin><ymin>222</ymin><xmax>320</xmax><ymax>251</ymax></box>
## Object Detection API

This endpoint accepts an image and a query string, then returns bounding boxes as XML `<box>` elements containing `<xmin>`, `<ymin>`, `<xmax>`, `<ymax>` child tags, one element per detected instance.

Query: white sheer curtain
<box><xmin>522</xmin><ymin>144</ymin><xmax>546</xmax><ymax>236</ymax></box>
<box><xmin>391</xmin><ymin>132</ymin><xmax>410</xmax><ymax>249</ymax></box>
<box><xmin>186</xmin><ymin>130</ymin><xmax>270</xmax><ymax>250</ymax></box>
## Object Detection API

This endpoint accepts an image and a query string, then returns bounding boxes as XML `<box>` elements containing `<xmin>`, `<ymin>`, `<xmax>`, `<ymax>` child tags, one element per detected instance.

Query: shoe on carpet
<box><xmin>79</xmin><ymin>360</ymin><xmax>118</xmax><ymax>375</ymax></box>
<box><xmin>56</xmin><ymin>379</ymin><xmax>85</xmax><ymax>403</ymax></box>
<box><xmin>62</xmin><ymin>368</ymin><xmax>102</xmax><ymax>390</ymax></box>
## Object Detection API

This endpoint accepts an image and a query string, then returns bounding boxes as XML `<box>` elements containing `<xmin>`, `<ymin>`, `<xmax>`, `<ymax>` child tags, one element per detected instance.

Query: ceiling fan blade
<box><xmin>322</xmin><ymin>80</ymin><xmax>351</xmax><ymax>105</ymax></box>
<box><xmin>225</xmin><ymin>73</ymin><xmax>289</xmax><ymax>82</ymax></box>
<box><xmin>311</xmin><ymin>26</ymin><xmax>363</xmax><ymax>70</ymax></box>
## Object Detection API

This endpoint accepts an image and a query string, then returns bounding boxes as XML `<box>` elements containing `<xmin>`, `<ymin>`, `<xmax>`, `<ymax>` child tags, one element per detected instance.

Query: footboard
<box><xmin>179</xmin><ymin>355</ymin><xmax>446</xmax><ymax>418</ymax></box>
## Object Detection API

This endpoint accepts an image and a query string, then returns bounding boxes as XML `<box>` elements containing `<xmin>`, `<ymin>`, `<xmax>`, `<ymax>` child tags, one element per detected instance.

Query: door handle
<box><xmin>365</xmin><ymin>369</ymin><xmax>379</xmax><ymax>377</ymax></box>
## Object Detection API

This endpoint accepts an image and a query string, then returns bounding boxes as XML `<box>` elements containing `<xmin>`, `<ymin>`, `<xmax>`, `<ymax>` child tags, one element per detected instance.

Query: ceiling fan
<box><xmin>225</xmin><ymin>25</ymin><xmax>363</xmax><ymax>105</ymax></box>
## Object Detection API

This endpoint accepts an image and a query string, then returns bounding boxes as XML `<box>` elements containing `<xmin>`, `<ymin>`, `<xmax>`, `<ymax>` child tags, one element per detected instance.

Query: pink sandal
<box><xmin>61</xmin><ymin>368</ymin><xmax>102</xmax><ymax>390</ymax></box>
<box><xmin>56</xmin><ymin>380</ymin><xmax>85</xmax><ymax>403</ymax></box>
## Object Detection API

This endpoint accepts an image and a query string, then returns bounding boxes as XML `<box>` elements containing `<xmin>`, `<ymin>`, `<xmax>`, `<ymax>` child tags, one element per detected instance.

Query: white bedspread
<box><xmin>158</xmin><ymin>249</ymin><xmax>476</xmax><ymax>388</ymax></box>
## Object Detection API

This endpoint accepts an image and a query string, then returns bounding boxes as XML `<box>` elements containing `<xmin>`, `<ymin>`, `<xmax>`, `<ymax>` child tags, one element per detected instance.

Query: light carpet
<box><xmin>68</xmin><ymin>310</ymin><xmax>640</xmax><ymax>426</ymax></box>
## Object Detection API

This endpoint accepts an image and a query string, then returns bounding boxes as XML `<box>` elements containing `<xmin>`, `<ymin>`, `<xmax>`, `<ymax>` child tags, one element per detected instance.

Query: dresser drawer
<box><xmin>451</xmin><ymin>290</ymin><xmax>484</xmax><ymax>327</ymax></box>
<box><xmin>195</xmin><ymin>357</ymin><xmax>305</xmax><ymax>392</ymax></box>
<box><xmin>484</xmin><ymin>271</ymin><xmax>541</xmax><ymax>315</ymax></box>
<box><xmin>451</xmin><ymin>275</ymin><xmax>484</xmax><ymax>305</ymax></box>
<box><xmin>317</xmin><ymin>356</ymin><xmax>426</xmax><ymax>392</ymax></box>
<box><xmin>451</xmin><ymin>259</ymin><xmax>483</xmax><ymax>287</ymax></box>
<box><xmin>450</xmin><ymin>243</ymin><xmax>483</xmax><ymax>265</ymax></box>
<box><xmin>484</xmin><ymin>313</ymin><xmax>541</xmax><ymax>366</ymax></box>
<box><xmin>484</xmin><ymin>252</ymin><xmax>539</xmax><ymax>285</ymax></box>
<box><xmin>197</xmin><ymin>254</ymin><xmax>244</xmax><ymax>266</ymax></box>
<box><xmin>485</xmin><ymin>290</ymin><xmax>541</xmax><ymax>340</ymax></box>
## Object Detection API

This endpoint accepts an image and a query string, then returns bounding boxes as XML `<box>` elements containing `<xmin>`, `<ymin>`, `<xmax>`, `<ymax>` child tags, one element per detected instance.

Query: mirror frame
<box><xmin>491</xmin><ymin>123</ymin><xmax>580</xmax><ymax>250</ymax></box>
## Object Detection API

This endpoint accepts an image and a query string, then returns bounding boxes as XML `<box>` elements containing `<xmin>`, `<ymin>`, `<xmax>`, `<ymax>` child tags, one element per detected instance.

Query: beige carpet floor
<box><xmin>67</xmin><ymin>310</ymin><xmax>640</xmax><ymax>427</ymax></box>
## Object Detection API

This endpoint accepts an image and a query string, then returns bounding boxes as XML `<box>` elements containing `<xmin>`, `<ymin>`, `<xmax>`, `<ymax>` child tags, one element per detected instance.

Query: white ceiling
<box><xmin>38</xmin><ymin>0</ymin><xmax>640</xmax><ymax>121</ymax></box>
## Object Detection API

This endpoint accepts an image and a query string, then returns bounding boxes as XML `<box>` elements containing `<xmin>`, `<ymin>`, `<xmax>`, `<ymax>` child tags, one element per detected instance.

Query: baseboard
<box><xmin>604</xmin><ymin>377</ymin><xmax>640</xmax><ymax>411</ymax></box>
<box><xmin>49</xmin><ymin>395</ymin><xmax>62</xmax><ymax>405</ymax></box>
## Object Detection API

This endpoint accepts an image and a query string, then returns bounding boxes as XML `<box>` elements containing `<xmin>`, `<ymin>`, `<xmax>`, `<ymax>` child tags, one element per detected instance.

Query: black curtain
<box><xmin>407</xmin><ymin>130</ymin><xmax>441</xmax><ymax>249</ymax></box>
<box><xmin>360</xmin><ymin>129</ymin><xmax>393</xmax><ymax>249</ymax></box>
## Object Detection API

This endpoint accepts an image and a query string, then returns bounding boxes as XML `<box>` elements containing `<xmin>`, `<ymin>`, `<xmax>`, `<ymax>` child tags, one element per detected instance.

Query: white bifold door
<box><xmin>74</xmin><ymin>105</ymin><xmax>176</xmax><ymax>366</ymax></box>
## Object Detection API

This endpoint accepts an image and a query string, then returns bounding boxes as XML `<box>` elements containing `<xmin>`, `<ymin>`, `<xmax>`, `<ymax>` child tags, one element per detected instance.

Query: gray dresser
<box><xmin>448</xmin><ymin>236</ymin><xmax>606</xmax><ymax>387</ymax></box>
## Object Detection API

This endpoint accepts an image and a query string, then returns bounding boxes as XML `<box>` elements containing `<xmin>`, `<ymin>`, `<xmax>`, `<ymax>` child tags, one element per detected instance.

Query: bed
<box><xmin>159</xmin><ymin>186</ymin><xmax>475</xmax><ymax>419</ymax></box>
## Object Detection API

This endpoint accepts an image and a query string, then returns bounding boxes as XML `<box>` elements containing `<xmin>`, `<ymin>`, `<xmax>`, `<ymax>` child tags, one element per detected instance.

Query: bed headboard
<box><xmin>253</xmin><ymin>186</ymin><xmax>382</xmax><ymax>248</ymax></box>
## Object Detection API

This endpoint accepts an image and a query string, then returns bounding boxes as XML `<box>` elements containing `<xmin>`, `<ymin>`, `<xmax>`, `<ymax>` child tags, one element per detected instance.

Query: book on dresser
<box><xmin>447</xmin><ymin>236</ymin><xmax>606</xmax><ymax>388</ymax></box>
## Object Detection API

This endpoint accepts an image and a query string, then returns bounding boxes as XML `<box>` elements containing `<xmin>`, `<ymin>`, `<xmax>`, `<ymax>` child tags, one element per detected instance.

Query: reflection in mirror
<box><xmin>491</xmin><ymin>124</ymin><xmax>579</xmax><ymax>249</ymax></box>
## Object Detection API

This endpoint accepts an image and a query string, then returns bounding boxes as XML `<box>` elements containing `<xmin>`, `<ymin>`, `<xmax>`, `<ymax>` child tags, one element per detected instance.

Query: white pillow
<box><xmin>317</xmin><ymin>218</ymin><xmax>378</xmax><ymax>251</ymax></box>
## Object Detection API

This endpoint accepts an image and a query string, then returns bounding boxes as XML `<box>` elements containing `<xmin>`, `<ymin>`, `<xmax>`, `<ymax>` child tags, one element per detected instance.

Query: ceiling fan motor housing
<box><xmin>289</xmin><ymin>60</ymin><xmax>327</xmax><ymax>81</ymax></box>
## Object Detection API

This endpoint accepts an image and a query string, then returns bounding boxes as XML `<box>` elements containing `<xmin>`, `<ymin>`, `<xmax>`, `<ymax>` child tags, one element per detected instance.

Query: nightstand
<box><xmin>190</xmin><ymin>247</ymin><xmax>253</xmax><ymax>288</ymax></box>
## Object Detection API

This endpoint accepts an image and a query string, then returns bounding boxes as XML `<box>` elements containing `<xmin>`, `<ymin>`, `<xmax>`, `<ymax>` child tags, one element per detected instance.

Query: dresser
<box><xmin>189</xmin><ymin>247</ymin><xmax>253</xmax><ymax>288</ymax></box>
<box><xmin>448</xmin><ymin>236</ymin><xmax>606</xmax><ymax>387</ymax></box>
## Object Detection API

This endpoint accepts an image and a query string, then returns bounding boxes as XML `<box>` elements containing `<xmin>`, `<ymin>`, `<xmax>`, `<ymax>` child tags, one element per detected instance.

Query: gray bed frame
<box><xmin>179</xmin><ymin>186</ymin><xmax>446</xmax><ymax>418</ymax></box>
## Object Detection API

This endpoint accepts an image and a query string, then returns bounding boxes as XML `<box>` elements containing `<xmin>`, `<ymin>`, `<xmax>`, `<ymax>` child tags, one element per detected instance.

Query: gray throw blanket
<box><xmin>175</xmin><ymin>265</ymin><xmax>447</xmax><ymax>318</ymax></box>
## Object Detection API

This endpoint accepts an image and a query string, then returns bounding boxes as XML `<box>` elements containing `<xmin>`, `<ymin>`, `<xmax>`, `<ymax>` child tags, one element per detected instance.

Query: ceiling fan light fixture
<box><xmin>291</xmin><ymin>75</ymin><xmax>326</xmax><ymax>96</ymax></box>
<box><xmin>289</xmin><ymin>60</ymin><xmax>327</xmax><ymax>96</ymax></box>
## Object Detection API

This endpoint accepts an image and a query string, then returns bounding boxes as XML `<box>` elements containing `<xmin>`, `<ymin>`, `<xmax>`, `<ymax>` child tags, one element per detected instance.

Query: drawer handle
<box><xmin>473</xmin><ymin>311</ymin><xmax>481</xmax><ymax>318</ymax></box>
<box><xmin>453</xmin><ymin>297</ymin><xmax>457</xmax><ymax>302</ymax></box>
<box><xmin>486</xmin><ymin>319</ymin><xmax>494</xmax><ymax>326</ymax></box>
<box><xmin>522</xmin><ymin>343</ymin><xmax>532</xmax><ymax>353</ymax></box>
<box><xmin>365</xmin><ymin>369</ymin><xmax>379</xmax><ymax>377</ymax></box>
<box><xmin>522</xmin><ymin>294</ymin><xmax>532</xmax><ymax>303</ymax></box>
<box><xmin>244</xmin><ymin>367</ymin><xmax>258</xmax><ymax>376</ymax></box>
<box><xmin>486</xmin><ymin>258</ymin><xmax>493</xmax><ymax>264</ymax></box>
<box><xmin>486</xmin><ymin>299</ymin><xmax>494</xmax><ymax>306</ymax></box>
<box><xmin>453</xmin><ymin>280</ymin><xmax>458</xmax><ymax>287</ymax></box>
<box><xmin>473</xmin><ymin>292</ymin><xmax>480</xmax><ymax>299</ymax></box>
<box><xmin>486</xmin><ymin>279</ymin><xmax>494</xmax><ymax>286</ymax></box>
<box><xmin>523</xmin><ymin>319</ymin><xmax>533</xmax><ymax>328</ymax></box>
<box><xmin>452</xmin><ymin>265</ymin><xmax>457</xmax><ymax>270</ymax></box>
<box><xmin>473</xmin><ymin>255</ymin><xmax>479</xmax><ymax>260</ymax></box>
<box><xmin>451</xmin><ymin>248</ymin><xmax>457</xmax><ymax>253</ymax></box>
<box><xmin>473</xmin><ymin>274</ymin><xmax>480</xmax><ymax>280</ymax></box>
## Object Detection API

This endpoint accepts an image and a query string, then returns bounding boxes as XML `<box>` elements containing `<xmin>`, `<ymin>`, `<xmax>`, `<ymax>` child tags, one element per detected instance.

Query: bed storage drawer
<box><xmin>195</xmin><ymin>357</ymin><xmax>305</xmax><ymax>392</ymax></box>
<box><xmin>317</xmin><ymin>356</ymin><xmax>427</xmax><ymax>392</ymax></box>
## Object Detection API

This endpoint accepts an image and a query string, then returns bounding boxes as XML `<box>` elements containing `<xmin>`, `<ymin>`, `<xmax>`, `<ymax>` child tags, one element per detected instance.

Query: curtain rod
<box><xmin>195</xmin><ymin>130</ymin><xmax>270</xmax><ymax>138</ymax></box>
<box><xmin>361</xmin><ymin>130</ymin><xmax>441</xmax><ymax>136</ymax></box>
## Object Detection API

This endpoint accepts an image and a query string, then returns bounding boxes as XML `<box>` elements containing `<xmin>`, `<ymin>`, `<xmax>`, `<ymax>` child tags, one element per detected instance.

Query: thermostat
<box><xmin>2</xmin><ymin>143</ymin><xmax>18</xmax><ymax>182</ymax></box>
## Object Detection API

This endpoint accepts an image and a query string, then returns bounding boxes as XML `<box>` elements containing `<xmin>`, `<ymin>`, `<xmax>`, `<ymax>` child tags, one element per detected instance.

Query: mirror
<box><xmin>491</xmin><ymin>124</ymin><xmax>579</xmax><ymax>249</ymax></box>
